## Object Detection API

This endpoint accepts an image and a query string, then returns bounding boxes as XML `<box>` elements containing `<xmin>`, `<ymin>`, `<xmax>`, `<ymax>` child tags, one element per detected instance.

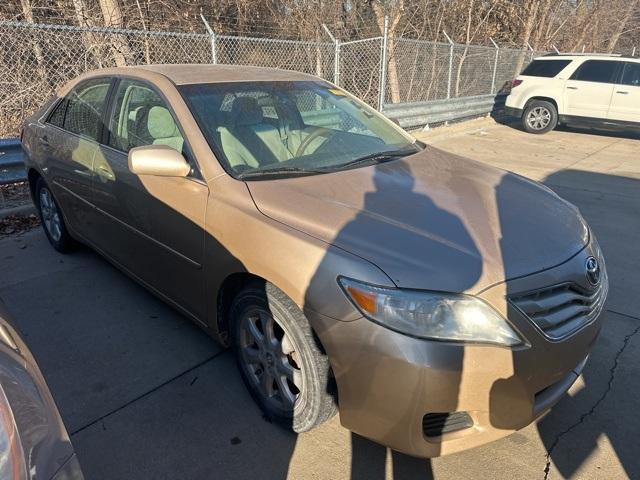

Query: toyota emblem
<box><xmin>585</xmin><ymin>256</ymin><xmax>601</xmax><ymax>286</ymax></box>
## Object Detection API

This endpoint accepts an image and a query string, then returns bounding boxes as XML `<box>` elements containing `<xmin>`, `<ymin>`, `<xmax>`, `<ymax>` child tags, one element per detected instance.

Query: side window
<box><xmin>108</xmin><ymin>80</ymin><xmax>185</xmax><ymax>155</ymax></box>
<box><xmin>47</xmin><ymin>99</ymin><xmax>67</xmax><ymax>128</ymax></box>
<box><xmin>570</xmin><ymin>60</ymin><xmax>619</xmax><ymax>84</ymax></box>
<box><xmin>620</xmin><ymin>62</ymin><xmax>640</xmax><ymax>87</ymax></box>
<box><xmin>63</xmin><ymin>79</ymin><xmax>111</xmax><ymax>140</ymax></box>
<box><xmin>521</xmin><ymin>60</ymin><xmax>571</xmax><ymax>78</ymax></box>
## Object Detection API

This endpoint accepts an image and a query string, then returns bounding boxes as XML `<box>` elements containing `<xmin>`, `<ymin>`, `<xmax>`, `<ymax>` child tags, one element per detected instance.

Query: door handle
<box><xmin>97</xmin><ymin>165</ymin><xmax>114</xmax><ymax>180</ymax></box>
<box><xmin>616</xmin><ymin>91</ymin><xmax>629</xmax><ymax>95</ymax></box>
<box><xmin>566</xmin><ymin>86</ymin><xmax>578</xmax><ymax>90</ymax></box>
<box><xmin>40</xmin><ymin>135</ymin><xmax>50</xmax><ymax>145</ymax></box>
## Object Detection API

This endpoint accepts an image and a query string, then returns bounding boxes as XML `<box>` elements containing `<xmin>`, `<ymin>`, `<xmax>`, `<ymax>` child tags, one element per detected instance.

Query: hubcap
<box><xmin>238</xmin><ymin>309</ymin><xmax>303</xmax><ymax>413</ymax></box>
<box><xmin>526</xmin><ymin>106</ymin><xmax>552</xmax><ymax>130</ymax></box>
<box><xmin>39</xmin><ymin>187</ymin><xmax>62</xmax><ymax>242</ymax></box>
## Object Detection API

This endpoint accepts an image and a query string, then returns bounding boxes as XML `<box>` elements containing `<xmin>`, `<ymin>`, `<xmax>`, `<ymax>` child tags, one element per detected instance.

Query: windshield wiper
<box><xmin>325</xmin><ymin>147</ymin><xmax>418</xmax><ymax>172</ymax></box>
<box><xmin>238</xmin><ymin>166</ymin><xmax>327</xmax><ymax>180</ymax></box>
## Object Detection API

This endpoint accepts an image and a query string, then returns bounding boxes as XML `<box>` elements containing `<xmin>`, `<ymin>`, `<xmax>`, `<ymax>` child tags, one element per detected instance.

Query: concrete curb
<box><xmin>0</xmin><ymin>203</ymin><xmax>36</xmax><ymax>219</ymax></box>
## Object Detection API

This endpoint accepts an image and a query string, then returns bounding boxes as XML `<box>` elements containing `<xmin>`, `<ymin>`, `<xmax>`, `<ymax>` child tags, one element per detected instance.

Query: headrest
<box><xmin>147</xmin><ymin>106</ymin><xmax>179</xmax><ymax>139</ymax></box>
<box><xmin>231</xmin><ymin>97</ymin><xmax>263</xmax><ymax>126</ymax></box>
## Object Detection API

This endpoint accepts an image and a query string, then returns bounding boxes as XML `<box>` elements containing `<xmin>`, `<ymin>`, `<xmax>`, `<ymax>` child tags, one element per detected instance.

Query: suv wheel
<box><xmin>230</xmin><ymin>281</ymin><xmax>337</xmax><ymax>432</ymax></box>
<box><xmin>35</xmin><ymin>177</ymin><xmax>75</xmax><ymax>253</ymax></box>
<box><xmin>522</xmin><ymin>100</ymin><xmax>558</xmax><ymax>134</ymax></box>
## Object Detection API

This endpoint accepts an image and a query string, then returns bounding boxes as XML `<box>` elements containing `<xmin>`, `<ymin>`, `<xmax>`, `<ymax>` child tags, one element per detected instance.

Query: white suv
<box><xmin>505</xmin><ymin>54</ymin><xmax>640</xmax><ymax>134</ymax></box>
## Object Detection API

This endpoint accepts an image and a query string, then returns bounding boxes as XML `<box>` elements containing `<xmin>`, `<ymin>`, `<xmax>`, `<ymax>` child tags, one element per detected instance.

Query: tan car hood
<box><xmin>247</xmin><ymin>147</ymin><xmax>588</xmax><ymax>293</ymax></box>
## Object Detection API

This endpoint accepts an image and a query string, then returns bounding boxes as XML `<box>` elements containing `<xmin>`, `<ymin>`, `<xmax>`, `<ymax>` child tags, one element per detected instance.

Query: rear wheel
<box><xmin>230</xmin><ymin>281</ymin><xmax>337</xmax><ymax>432</ymax></box>
<box><xmin>35</xmin><ymin>177</ymin><xmax>75</xmax><ymax>253</ymax></box>
<box><xmin>522</xmin><ymin>100</ymin><xmax>558</xmax><ymax>134</ymax></box>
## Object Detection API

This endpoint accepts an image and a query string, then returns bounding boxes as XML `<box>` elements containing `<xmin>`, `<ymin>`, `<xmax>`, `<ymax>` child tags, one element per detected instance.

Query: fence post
<box><xmin>443</xmin><ymin>30</ymin><xmax>454</xmax><ymax>99</ymax></box>
<box><xmin>526</xmin><ymin>41</ymin><xmax>534</xmax><ymax>63</ymax></box>
<box><xmin>322</xmin><ymin>24</ymin><xmax>340</xmax><ymax>86</ymax></box>
<box><xmin>334</xmin><ymin>40</ymin><xmax>341</xmax><ymax>86</ymax></box>
<box><xmin>378</xmin><ymin>15</ymin><xmax>389</xmax><ymax>111</ymax></box>
<box><xmin>632</xmin><ymin>46</ymin><xmax>636</xmax><ymax>57</ymax></box>
<box><xmin>200</xmin><ymin>14</ymin><xmax>217</xmax><ymax>64</ymax></box>
<box><xmin>490</xmin><ymin>38</ymin><xmax>499</xmax><ymax>94</ymax></box>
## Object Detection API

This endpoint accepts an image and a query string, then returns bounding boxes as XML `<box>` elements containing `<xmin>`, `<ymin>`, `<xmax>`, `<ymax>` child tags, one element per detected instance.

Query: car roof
<box><xmin>534</xmin><ymin>54</ymin><xmax>640</xmax><ymax>63</ymax></box>
<box><xmin>114</xmin><ymin>64</ymin><xmax>322</xmax><ymax>85</ymax></box>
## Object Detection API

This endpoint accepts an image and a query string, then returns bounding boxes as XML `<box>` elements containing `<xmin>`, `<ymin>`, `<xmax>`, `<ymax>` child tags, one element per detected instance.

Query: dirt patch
<box><xmin>0</xmin><ymin>181</ymin><xmax>31</xmax><ymax>209</ymax></box>
<box><xmin>0</xmin><ymin>213</ymin><xmax>40</xmax><ymax>238</ymax></box>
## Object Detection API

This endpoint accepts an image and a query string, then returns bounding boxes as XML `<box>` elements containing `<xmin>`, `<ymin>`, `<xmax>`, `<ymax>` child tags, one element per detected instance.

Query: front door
<box><xmin>91</xmin><ymin>78</ymin><xmax>208</xmax><ymax>321</ymax></box>
<box><xmin>564</xmin><ymin>60</ymin><xmax>620</xmax><ymax>119</ymax></box>
<box><xmin>608</xmin><ymin>62</ymin><xmax>640</xmax><ymax>124</ymax></box>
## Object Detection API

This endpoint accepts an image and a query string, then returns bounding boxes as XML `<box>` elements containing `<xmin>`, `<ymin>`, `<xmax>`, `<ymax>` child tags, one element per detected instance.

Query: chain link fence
<box><xmin>0</xmin><ymin>19</ymin><xmax>544</xmax><ymax>137</ymax></box>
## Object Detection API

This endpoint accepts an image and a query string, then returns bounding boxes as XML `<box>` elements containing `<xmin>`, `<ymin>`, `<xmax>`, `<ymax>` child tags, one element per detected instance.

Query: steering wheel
<box><xmin>295</xmin><ymin>127</ymin><xmax>335</xmax><ymax>157</ymax></box>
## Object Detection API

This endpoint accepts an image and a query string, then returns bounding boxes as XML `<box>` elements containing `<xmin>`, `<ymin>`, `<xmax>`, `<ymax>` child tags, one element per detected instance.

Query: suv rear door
<box><xmin>564</xmin><ymin>59</ymin><xmax>621</xmax><ymax>119</ymax></box>
<box><xmin>607</xmin><ymin>61</ymin><xmax>640</xmax><ymax>123</ymax></box>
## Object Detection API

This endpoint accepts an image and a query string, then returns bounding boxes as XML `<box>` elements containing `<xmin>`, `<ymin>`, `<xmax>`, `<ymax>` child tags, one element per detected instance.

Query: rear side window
<box><xmin>521</xmin><ymin>60</ymin><xmax>571</xmax><ymax>78</ymax></box>
<box><xmin>63</xmin><ymin>79</ymin><xmax>112</xmax><ymax>141</ymax></box>
<box><xmin>620</xmin><ymin>62</ymin><xmax>640</xmax><ymax>87</ymax></box>
<box><xmin>47</xmin><ymin>99</ymin><xmax>67</xmax><ymax>128</ymax></box>
<box><xmin>570</xmin><ymin>60</ymin><xmax>620</xmax><ymax>83</ymax></box>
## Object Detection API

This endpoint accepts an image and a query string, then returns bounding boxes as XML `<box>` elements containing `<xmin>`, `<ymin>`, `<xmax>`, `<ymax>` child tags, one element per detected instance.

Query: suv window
<box><xmin>570</xmin><ymin>60</ymin><xmax>619</xmax><ymax>83</ymax></box>
<box><xmin>521</xmin><ymin>60</ymin><xmax>571</xmax><ymax>78</ymax></box>
<box><xmin>108</xmin><ymin>79</ymin><xmax>185</xmax><ymax>155</ymax></box>
<box><xmin>621</xmin><ymin>62</ymin><xmax>640</xmax><ymax>87</ymax></box>
<box><xmin>63</xmin><ymin>79</ymin><xmax>111</xmax><ymax>141</ymax></box>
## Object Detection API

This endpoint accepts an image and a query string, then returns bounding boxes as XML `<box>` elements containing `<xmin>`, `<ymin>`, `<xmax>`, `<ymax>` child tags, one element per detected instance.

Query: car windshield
<box><xmin>179</xmin><ymin>81</ymin><xmax>419</xmax><ymax>179</ymax></box>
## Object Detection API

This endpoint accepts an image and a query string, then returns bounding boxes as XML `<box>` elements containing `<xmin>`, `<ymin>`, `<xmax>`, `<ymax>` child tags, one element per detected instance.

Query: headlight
<box><xmin>339</xmin><ymin>277</ymin><xmax>524</xmax><ymax>346</ymax></box>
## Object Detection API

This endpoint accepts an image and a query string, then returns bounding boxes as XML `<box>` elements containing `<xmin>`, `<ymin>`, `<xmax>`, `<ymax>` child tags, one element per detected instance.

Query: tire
<box><xmin>522</xmin><ymin>100</ymin><xmax>558</xmax><ymax>134</ymax></box>
<box><xmin>35</xmin><ymin>177</ymin><xmax>75</xmax><ymax>253</ymax></box>
<box><xmin>230</xmin><ymin>281</ymin><xmax>337</xmax><ymax>432</ymax></box>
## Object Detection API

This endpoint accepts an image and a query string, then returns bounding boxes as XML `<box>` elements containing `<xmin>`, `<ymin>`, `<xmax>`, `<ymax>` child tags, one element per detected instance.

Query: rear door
<box><xmin>564</xmin><ymin>60</ymin><xmax>621</xmax><ymax>119</ymax></box>
<box><xmin>91</xmin><ymin>78</ymin><xmax>208</xmax><ymax>320</ymax></box>
<box><xmin>42</xmin><ymin>78</ymin><xmax>113</xmax><ymax>233</ymax></box>
<box><xmin>607</xmin><ymin>61</ymin><xmax>640</xmax><ymax>123</ymax></box>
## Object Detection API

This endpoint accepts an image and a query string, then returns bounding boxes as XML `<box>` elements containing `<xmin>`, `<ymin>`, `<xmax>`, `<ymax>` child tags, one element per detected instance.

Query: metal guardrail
<box><xmin>382</xmin><ymin>93</ymin><xmax>507</xmax><ymax>130</ymax></box>
<box><xmin>0</xmin><ymin>139</ymin><xmax>26</xmax><ymax>185</ymax></box>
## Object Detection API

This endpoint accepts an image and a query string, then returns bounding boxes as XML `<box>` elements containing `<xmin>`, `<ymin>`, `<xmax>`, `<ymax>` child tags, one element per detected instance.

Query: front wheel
<box><xmin>230</xmin><ymin>282</ymin><xmax>337</xmax><ymax>432</ymax></box>
<box><xmin>522</xmin><ymin>100</ymin><xmax>558</xmax><ymax>134</ymax></box>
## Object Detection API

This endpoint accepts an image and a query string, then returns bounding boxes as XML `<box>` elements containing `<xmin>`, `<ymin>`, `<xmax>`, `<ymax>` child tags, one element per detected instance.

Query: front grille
<box><xmin>510</xmin><ymin>276</ymin><xmax>608</xmax><ymax>340</ymax></box>
<box><xmin>422</xmin><ymin>412</ymin><xmax>473</xmax><ymax>437</ymax></box>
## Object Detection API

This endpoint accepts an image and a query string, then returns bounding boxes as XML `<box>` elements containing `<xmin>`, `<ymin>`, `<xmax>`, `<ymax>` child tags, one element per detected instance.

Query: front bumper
<box><xmin>504</xmin><ymin>106</ymin><xmax>523</xmax><ymax>118</ymax></box>
<box><xmin>309</xmin><ymin>242</ymin><xmax>606</xmax><ymax>458</ymax></box>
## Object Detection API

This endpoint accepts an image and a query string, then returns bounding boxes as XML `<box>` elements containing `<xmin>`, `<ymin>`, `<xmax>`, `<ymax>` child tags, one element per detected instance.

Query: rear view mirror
<box><xmin>128</xmin><ymin>145</ymin><xmax>191</xmax><ymax>177</ymax></box>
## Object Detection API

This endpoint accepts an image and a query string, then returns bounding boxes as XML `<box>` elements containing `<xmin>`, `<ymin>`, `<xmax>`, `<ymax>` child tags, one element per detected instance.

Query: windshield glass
<box><xmin>179</xmin><ymin>81</ymin><xmax>418</xmax><ymax>179</ymax></box>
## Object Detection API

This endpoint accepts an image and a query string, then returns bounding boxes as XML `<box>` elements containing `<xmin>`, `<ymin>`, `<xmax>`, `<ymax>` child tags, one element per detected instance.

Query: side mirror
<box><xmin>128</xmin><ymin>145</ymin><xmax>191</xmax><ymax>177</ymax></box>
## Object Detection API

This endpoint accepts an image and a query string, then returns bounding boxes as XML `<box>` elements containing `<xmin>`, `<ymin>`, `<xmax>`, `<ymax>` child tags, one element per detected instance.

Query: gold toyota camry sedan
<box><xmin>20</xmin><ymin>65</ymin><xmax>608</xmax><ymax>457</ymax></box>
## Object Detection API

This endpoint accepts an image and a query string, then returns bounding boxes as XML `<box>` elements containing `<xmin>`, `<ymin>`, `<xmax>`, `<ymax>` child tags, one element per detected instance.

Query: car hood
<box><xmin>246</xmin><ymin>147</ymin><xmax>588</xmax><ymax>293</ymax></box>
